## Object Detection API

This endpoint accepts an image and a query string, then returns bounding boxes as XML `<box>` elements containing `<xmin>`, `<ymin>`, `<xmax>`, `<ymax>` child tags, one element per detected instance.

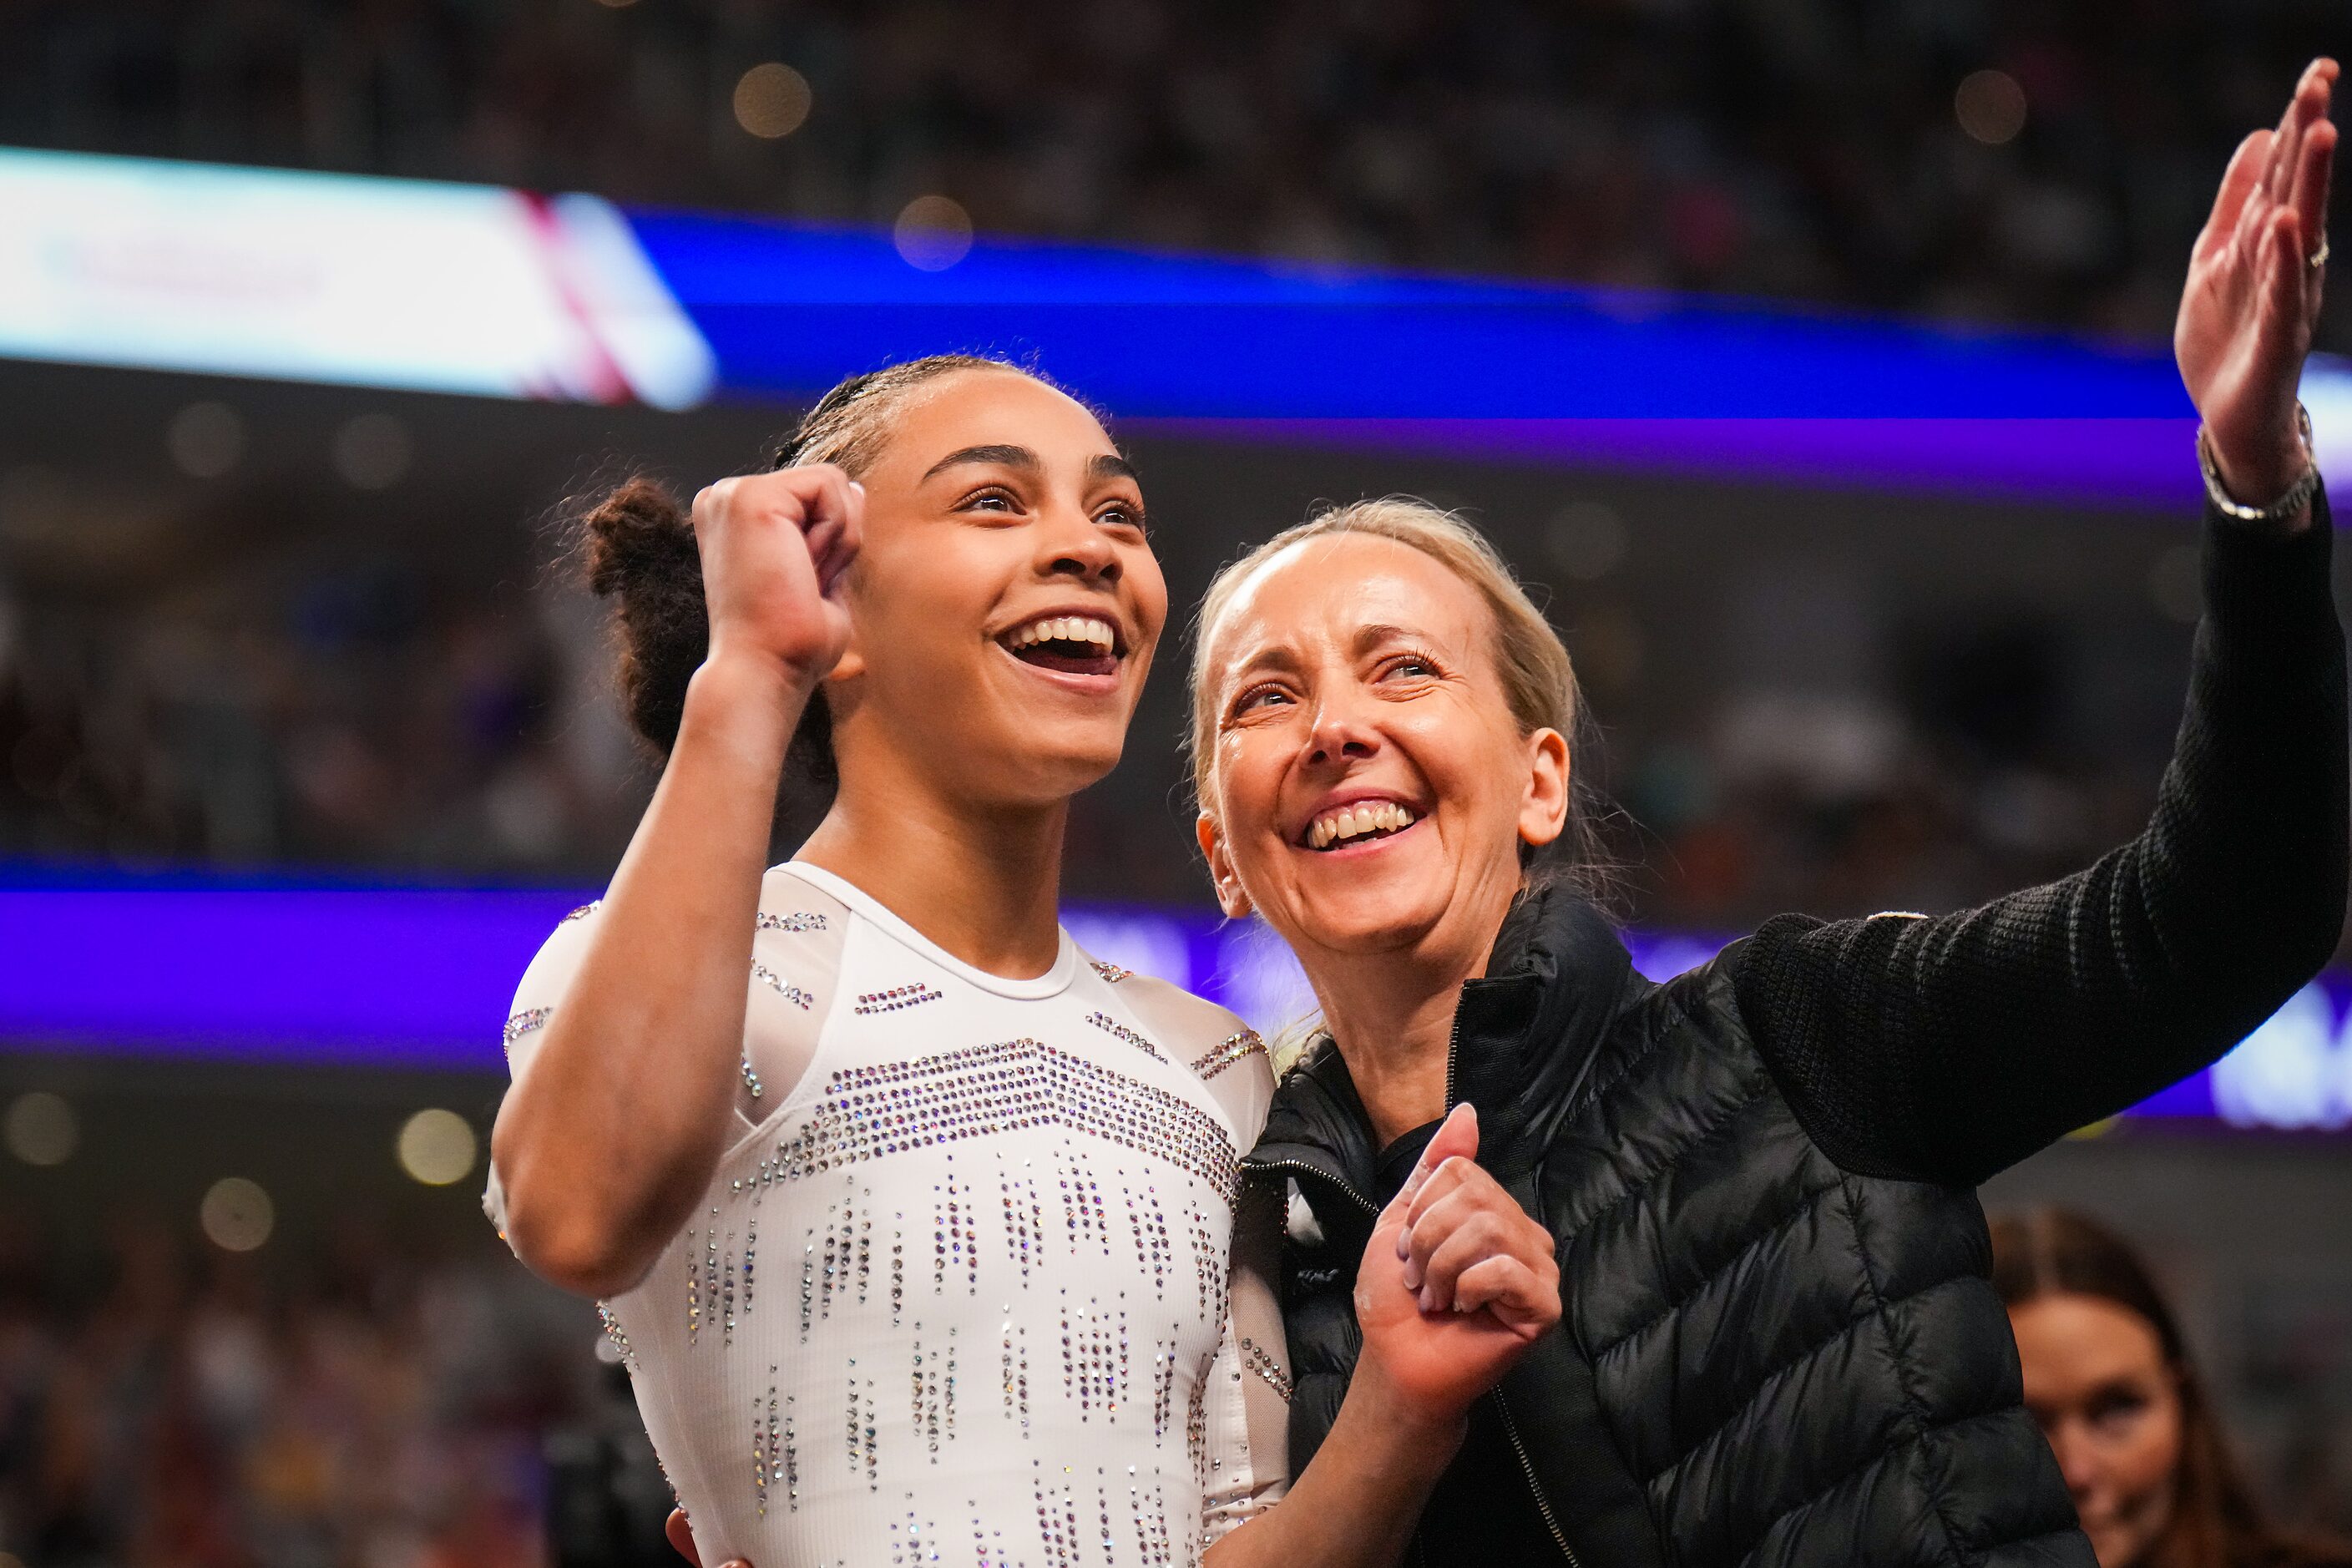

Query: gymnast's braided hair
<box><xmin>574</xmin><ymin>354</ymin><xmax>1044</xmax><ymax>781</ymax></box>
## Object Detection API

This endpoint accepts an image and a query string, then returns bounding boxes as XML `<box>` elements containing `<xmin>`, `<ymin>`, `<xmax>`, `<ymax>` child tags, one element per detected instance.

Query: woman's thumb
<box><xmin>1384</xmin><ymin>1102</ymin><xmax>1479</xmax><ymax>1221</ymax></box>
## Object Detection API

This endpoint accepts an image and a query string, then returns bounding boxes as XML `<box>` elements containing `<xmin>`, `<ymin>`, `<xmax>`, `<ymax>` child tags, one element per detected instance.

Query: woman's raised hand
<box><xmin>1354</xmin><ymin>1105</ymin><xmax>1560</xmax><ymax>1421</ymax></box>
<box><xmin>691</xmin><ymin>464</ymin><xmax>863</xmax><ymax>689</ymax></box>
<box><xmin>2176</xmin><ymin>58</ymin><xmax>2338</xmax><ymax>508</ymax></box>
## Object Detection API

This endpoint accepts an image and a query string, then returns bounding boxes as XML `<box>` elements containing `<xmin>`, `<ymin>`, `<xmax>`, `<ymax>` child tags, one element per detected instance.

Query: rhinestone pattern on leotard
<box><xmin>766</xmin><ymin>1038</ymin><xmax>1239</xmax><ymax>1202</ymax></box>
<box><xmin>570</xmin><ymin>872</ymin><xmax>1267</xmax><ymax>1568</ymax></box>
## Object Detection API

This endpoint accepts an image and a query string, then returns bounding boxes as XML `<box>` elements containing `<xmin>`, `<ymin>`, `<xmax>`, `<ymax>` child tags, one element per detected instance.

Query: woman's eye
<box><xmin>2086</xmin><ymin>1391</ymin><xmax>2150</xmax><ymax>1430</ymax></box>
<box><xmin>1383</xmin><ymin>655</ymin><xmax>1436</xmax><ymax>680</ymax></box>
<box><xmin>1097</xmin><ymin>504</ymin><xmax>1147</xmax><ymax>533</ymax></box>
<box><xmin>960</xmin><ymin>488</ymin><xmax>1019</xmax><ymax>513</ymax></box>
<box><xmin>1233</xmin><ymin>685</ymin><xmax>1291</xmax><ymax>716</ymax></box>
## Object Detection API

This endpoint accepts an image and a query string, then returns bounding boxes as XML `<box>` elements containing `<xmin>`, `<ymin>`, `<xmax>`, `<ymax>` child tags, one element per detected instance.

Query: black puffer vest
<box><xmin>1246</xmin><ymin>893</ymin><xmax>2092</xmax><ymax>1568</ymax></box>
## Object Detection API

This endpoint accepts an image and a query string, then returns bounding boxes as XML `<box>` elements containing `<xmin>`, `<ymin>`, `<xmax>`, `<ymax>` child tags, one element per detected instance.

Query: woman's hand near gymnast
<box><xmin>1358</xmin><ymin>1104</ymin><xmax>1560</xmax><ymax>1415</ymax></box>
<box><xmin>1201</xmin><ymin>1104</ymin><xmax>1560</xmax><ymax>1568</ymax></box>
<box><xmin>490</xmin><ymin>467</ymin><xmax>862</xmax><ymax>1299</ymax></box>
<box><xmin>2175</xmin><ymin>57</ymin><xmax>2336</xmax><ymax>520</ymax></box>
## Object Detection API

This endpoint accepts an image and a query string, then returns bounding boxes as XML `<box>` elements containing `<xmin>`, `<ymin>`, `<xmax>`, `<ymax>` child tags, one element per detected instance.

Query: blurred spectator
<box><xmin>0</xmin><ymin>1211</ymin><xmax>591</xmax><ymax>1568</ymax></box>
<box><xmin>1990</xmin><ymin>1207</ymin><xmax>2352</xmax><ymax>1568</ymax></box>
<box><xmin>0</xmin><ymin>0</ymin><xmax>2342</xmax><ymax>354</ymax></box>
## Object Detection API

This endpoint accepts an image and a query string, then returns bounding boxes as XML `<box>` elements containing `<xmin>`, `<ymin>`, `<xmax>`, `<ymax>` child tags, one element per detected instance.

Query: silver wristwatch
<box><xmin>2198</xmin><ymin>402</ymin><xmax>2321</xmax><ymax>524</ymax></box>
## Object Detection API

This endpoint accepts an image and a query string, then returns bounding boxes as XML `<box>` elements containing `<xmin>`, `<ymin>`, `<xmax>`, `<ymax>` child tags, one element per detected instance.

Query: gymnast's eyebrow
<box><xmin>1089</xmin><ymin>453</ymin><xmax>1141</xmax><ymax>485</ymax></box>
<box><xmin>922</xmin><ymin>443</ymin><xmax>1041</xmax><ymax>482</ymax></box>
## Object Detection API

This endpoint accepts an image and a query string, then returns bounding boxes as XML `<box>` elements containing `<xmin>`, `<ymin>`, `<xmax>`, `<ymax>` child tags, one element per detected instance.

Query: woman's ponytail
<box><xmin>580</xmin><ymin>476</ymin><xmax>706</xmax><ymax>754</ymax></box>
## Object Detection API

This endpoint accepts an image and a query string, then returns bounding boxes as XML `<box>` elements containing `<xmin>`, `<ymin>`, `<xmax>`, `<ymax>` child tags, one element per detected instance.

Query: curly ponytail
<box><xmin>575</xmin><ymin>352</ymin><xmax>1082</xmax><ymax>781</ymax></box>
<box><xmin>581</xmin><ymin>477</ymin><xmax>706</xmax><ymax>752</ymax></box>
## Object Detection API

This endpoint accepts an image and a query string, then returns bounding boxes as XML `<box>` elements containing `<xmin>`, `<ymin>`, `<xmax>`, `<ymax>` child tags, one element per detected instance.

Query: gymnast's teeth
<box><xmin>1005</xmin><ymin>615</ymin><xmax>1117</xmax><ymax>650</ymax></box>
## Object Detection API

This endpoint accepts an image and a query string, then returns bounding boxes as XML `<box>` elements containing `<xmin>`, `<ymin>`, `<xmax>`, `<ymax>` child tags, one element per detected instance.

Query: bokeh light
<box><xmin>894</xmin><ymin>195</ymin><xmax>974</xmax><ymax>271</ymax></box>
<box><xmin>200</xmin><ymin>1176</ymin><xmax>276</xmax><ymax>1252</ymax></box>
<box><xmin>1955</xmin><ymin>70</ymin><xmax>2027</xmax><ymax>146</ymax></box>
<box><xmin>4</xmin><ymin>1091</ymin><xmax>78</xmax><ymax>1166</ymax></box>
<box><xmin>734</xmin><ymin>63</ymin><xmax>812</xmax><ymax>139</ymax></box>
<box><xmin>397</xmin><ymin>1107</ymin><xmax>478</xmax><ymax>1186</ymax></box>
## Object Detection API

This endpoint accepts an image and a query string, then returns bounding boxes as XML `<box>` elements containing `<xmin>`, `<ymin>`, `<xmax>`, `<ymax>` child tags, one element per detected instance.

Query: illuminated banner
<box><xmin>0</xmin><ymin>877</ymin><xmax>2337</xmax><ymax>1132</ymax></box>
<box><xmin>0</xmin><ymin>148</ymin><xmax>715</xmax><ymax>407</ymax></box>
<box><xmin>1</xmin><ymin>144</ymin><xmax>2348</xmax><ymax>503</ymax></box>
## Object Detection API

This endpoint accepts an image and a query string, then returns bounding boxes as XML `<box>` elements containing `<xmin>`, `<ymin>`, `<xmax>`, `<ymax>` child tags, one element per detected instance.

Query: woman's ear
<box><xmin>1517</xmin><ymin>727</ymin><xmax>1571</xmax><ymax>849</ymax></box>
<box><xmin>1196</xmin><ymin>812</ymin><xmax>1255</xmax><ymax>919</ymax></box>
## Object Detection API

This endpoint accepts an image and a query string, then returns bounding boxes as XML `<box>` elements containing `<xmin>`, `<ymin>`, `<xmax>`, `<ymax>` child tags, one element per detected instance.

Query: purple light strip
<box><xmin>0</xmin><ymin>885</ymin><xmax>2333</xmax><ymax>1130</ymax></box>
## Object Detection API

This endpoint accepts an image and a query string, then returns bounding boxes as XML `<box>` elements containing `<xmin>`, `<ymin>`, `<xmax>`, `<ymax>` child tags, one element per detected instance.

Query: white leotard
<box><xmin>488</xmin><ymin>862</ymin><xmax>1291</xmax><ymax>1568</ymax></box>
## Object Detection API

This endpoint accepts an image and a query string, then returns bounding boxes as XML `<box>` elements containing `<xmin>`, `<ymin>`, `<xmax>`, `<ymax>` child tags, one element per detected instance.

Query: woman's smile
<box><xmin>1298</xmin><ymin>795</ymin><xmax>1425</xmax><ymax>852</ymax></box>
<box><xmin>992</xmin><ymin>604</ymin><xmax>1132</xmax><ymax>694</ymax></box>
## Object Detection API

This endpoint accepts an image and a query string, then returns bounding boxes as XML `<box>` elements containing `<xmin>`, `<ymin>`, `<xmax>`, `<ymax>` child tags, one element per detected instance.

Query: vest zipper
<box><xmin>1443</xmin><ymin>1011</ymin><xmax>1462</xmax><ymax>1110</ymax></box>
<box><xmin>1491</xmin><ymin>1386</ymin><xmax>1579</xmax><ymax>1565</ymax></box>
<box><xmin>1240</xmin><ymin>1156</ymin><xmax>1378</xmax><ymax>1216</ymax></box>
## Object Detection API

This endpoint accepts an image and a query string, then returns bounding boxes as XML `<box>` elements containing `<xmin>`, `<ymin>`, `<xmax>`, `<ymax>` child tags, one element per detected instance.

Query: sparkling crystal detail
<box><xmin>1240</xmin><ymin>1337</ymin><xmax>1294</xmax><ymax>1404</ymax></box>
<box><xmin>501</xmin><ymin>1007</ymin><xmax>552</xmax><ymax>1053</ymax></box>
<box><xmin>768</xmin><ymin>1038</ymin><xmax>1240</xmax><ymax>1202</ymax></box>
<box><xmin>1189</xmin><ymin>1028</ymin><xmax>1267</xmax><ymax>1082</ymax></box>
<box><xmin>595</xmin><ymin>1301</ymin><xmax>636</xmax><ymax>1370</ymax></box>
<box><xmin>853</xmin><ymin>982</ymin><xmax>945</xmax><ymax>1015</ymax></box>
<box><xmin>752</xmin><ymin>961</ymin><xmax>815</xmax><ymax>1009</ymax></box>
<box><xmin>1085</xmin><ymin>1009</ymin><xmax>1166</xmax><ymax>1063</ymax></box>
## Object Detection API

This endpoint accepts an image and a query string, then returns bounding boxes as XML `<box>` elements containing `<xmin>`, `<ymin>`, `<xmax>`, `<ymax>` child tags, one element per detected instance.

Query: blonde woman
<box><xmin>1190</xmin><ymin>62</ymin><xmax>2344</xmax><ymax>1566</ymax></box>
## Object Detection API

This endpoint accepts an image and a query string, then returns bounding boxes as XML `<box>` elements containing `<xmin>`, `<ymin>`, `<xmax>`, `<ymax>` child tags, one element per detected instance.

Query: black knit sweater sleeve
<box><xmin>1730</xmin><ymin>494</ymin><xmax>2348</xmax><ymax>1189</ymax></box>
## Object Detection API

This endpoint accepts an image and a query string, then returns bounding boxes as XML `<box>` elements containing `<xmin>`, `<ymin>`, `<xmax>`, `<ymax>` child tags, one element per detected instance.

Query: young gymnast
<box><xmin>485</xmin><ymin>355</ymin><xmax>1560</xmax><ymax>1568</ymax></box>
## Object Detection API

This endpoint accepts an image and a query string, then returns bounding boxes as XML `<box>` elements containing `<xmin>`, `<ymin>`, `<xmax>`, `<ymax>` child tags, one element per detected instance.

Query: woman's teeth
<box><xmin>1005</xmin><ymin>615</ymin><xmax>1116</xmax><ymax>652</ymax></box>
<box><xmin>1307</xmin><ymin>801</ymin><xmax>1418</xmax><ymax>850</ymax></box>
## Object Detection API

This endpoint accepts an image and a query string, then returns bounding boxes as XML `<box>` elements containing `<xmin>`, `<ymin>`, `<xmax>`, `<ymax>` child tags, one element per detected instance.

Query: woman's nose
<box><xmin>1035</xmin><ymin>505</ymin><xmax>1120</xmax><ymax>586</ymax></box>
<box><xmin>1305</xmin><ymin>700</ymin><xmax>1380</xmax><ymax>766</ymax></box>
<box><xmin>2046</xmin><ymin>1421</ymin><xmax>2106</xmax><ymax>1502</ymax></box>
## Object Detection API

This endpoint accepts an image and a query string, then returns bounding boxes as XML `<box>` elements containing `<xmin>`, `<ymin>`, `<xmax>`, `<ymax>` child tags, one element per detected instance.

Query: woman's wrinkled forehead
<box><xmin>1201</xmin><ymin>532</ymin><xmax>1490</xmax><ymax>694</ymax></box>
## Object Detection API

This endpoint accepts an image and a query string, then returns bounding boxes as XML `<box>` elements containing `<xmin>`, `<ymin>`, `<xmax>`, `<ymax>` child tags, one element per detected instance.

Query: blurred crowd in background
<box><xmin>2</xmin><ymin>0</ymin><xmax>2346</xmax><ymax>352</ymax></box>
<box><xmin>0</xmin><ymin>459</ymin><xmax>2242</xmax><ymax>941</ymax></box>
<box><xmin>0</xmin><ymin>1216</ymin><xmax>589</xmax><ymax>1568</ymax></box>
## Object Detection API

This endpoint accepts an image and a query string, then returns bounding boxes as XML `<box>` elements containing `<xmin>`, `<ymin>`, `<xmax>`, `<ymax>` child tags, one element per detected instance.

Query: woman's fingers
<box><xmin>1397</xmin><ymin>1157</ymin><xmax>1479</xmax><ymax>1287</ymax></box>
<box><xmin>1380</xmin><ymin>1104</ymin><xmax>1478</xmax><ymax>1240</ymax></box>
<box><xmin>1451</xmin><ymin>1255</ymin><xmax>1560</xmax><ymax>1339</ymax></box>
<box><xmin>1414</xmin><ymin>1209</ymin><xmax>1517</xmax><ymax>1313</ymax></box>
<box><xmin>665</xmin><ymin>1509</ymin><xmax>702</xmax><ymax>1568</ymax></box>
<box><xmin>818</xmin><ymin>481</ymin><xmax>866</xmax><ymax>598</ymax></box>
<box><xmin>1399</xmin><ymin>1167</ymin><xmax>1555</xmax><ymax>1312</ymax></box>
<box><xmin>2198</xmin><ymin>132</ymin><xmax>2271</xmax><ymax>265</ymax></box>
<box><xmin>2296</xmin><ymin>119</ymin><xmax>2337</xmax><ymax>330</ymax></box>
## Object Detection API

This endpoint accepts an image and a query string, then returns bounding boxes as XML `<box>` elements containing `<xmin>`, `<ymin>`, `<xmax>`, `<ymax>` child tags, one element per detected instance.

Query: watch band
<box><xmin>2198</xmin><ymin>402</ymin><xmax>2321</xmax><ymax>524</ymax></box>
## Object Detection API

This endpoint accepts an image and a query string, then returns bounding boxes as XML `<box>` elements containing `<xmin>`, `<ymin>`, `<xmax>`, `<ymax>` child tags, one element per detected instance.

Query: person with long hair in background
<box><xmin>483</xmin><ymin>354</ymin><xmax>1560</xmax><ymax>1568</ymax></box>
<box><xmin>1184</xmin><ymin>62</ymin><xmax>2344</xmax><ymax>1565</ymax></box>
<box><xmin>1993</xmin><ymin>1208</ymin><xmax>2352</xmax><ymax>1568</ymax></box>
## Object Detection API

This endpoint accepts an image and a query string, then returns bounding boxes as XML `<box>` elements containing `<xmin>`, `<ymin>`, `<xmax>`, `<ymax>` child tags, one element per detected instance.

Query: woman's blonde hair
<box><xmin>1186</xmin><ymin>495</ymin><xmax>1616</xmax><ymax>903</ymax></box>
